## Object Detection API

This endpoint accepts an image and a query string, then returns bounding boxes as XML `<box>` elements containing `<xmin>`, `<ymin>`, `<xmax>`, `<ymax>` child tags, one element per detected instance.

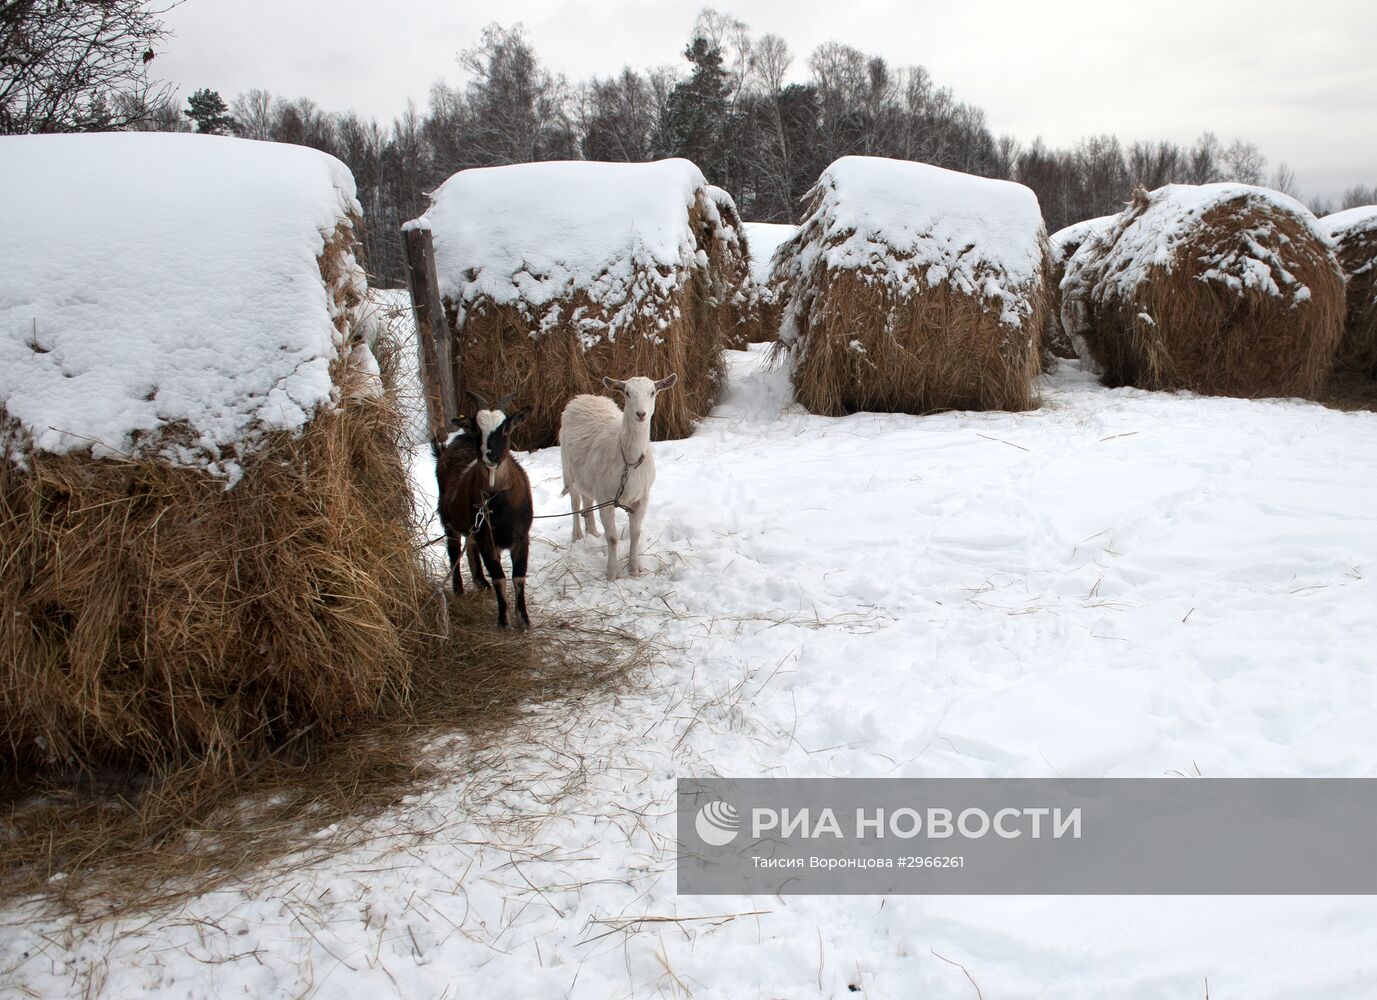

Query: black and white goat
<box><xmin>558</xmin><ymin>373</ymin><xmax>676</xmax><ymax>580</ymax></box>
<box><xmin>433</xmin><ymin>390</ymin><xmax>533</xmax><ymax>628</ymax></box>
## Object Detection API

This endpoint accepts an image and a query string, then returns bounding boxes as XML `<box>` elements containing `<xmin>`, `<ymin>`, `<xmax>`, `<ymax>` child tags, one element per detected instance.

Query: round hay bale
<box><xmin>773</xmin><ymin>156</ymin><xmax>1049</xmax><ymax>415</ymax></box>
<box><xmin>412</xmin><ymin>160</ymin><xmax>751</xmax><ymax>449</ymax></box>
<box><xmin>1047</xmin><ymin>215</ymin><xmax>1116</xmax><ymax>362</ymax></box>
<box><xmin>0</xmin><ymin>134</ymin><xmax>430</xmax><ymax>772</ymax></box>
<box><xmin>742</xmin><ymin>222</ymin><xmax>799</xmax><ymax>344</ymax></box>
<box><xmin>1062</xmin><ymin>184</ymin><xmax>1345</xmax><ymax>397</ymax></box>
<box><xmin>1321</xmin><ymin>206</ymin><xmax>1377</xmax><ymax>377</ymax></box>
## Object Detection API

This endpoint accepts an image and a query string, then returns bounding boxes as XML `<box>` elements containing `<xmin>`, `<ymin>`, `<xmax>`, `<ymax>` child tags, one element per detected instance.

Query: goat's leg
<box><xmin>599</xmin><ymin>504</ymin><xmax>620</xmax><ymax>581</ymax></box>
<box><xmin>510</xmin><ymin>534</ymin><xmax>530</xmax><ymax>629</ymax></box>
<box><xmin>627</xmin><ymin>498</ymin><xmax>648</xmax><ymax>576</ymax></box>
<box><xmin>478</xmin><ymin>542</ymin><xmax>509</xmax><ymax>628</ymax></box>
<box><xmin>446</xmin><ymin>533</ymin><xmax>465</xmax><ymax>594</ymax></box>
<box><xmin>570</xmin><ymin>493</ymin><xmax>584</xmax><ymax>542</ymax></box>
<box><xmin>467</xmin><ymin>534</ymin><xmax>489</xmax><ymax>590</ymax></box>
<box><xmin>583</xmin><ymin>497</ymin><xmax>601</xmax><ymax>537</ymax></box>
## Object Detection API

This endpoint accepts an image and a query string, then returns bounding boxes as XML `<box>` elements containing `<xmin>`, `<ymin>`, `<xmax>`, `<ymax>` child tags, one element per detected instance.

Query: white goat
<box><xmin>559</xmin><ymin>373</ymin><xmax>677</xmax><ymax>580</ymax></box>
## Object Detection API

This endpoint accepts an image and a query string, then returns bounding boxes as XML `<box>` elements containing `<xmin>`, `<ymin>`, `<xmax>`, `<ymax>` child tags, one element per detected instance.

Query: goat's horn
<box><xmin>496</xmin><ymin>392</ymin><xmax>517</xmax><ymax>411</ymax></box>
<box><xmin>466</xmin><ymin>388</ymin><xmax>490</xmax><ymax>410</ymax></box>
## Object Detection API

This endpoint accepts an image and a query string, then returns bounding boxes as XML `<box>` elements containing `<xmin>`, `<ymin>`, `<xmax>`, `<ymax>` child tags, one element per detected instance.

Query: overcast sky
<box><xmin>157</xmin><ymin>0</ymin><xmax>1375</xmax><ymax>205</ymax></box>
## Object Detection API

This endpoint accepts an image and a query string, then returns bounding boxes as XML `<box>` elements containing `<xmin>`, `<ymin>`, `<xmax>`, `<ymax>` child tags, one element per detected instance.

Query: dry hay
<box><xmin>0</xmin><ymin>220</ymin><xmax>430</xmax><ymax>776</ymax></box>
<box><xmin>746</xmin><ymin>288</ymin><xmax>784</xmax><ymax>345</ymax></box>
<box><xmin>772</xmin><ymin>165</ymin><xmax>1048</xmax><ymax>416</ymax></box>
<box><xmin>0</xmin><ymin>593</ymin><xmax>647</xmax><ymax>918</ymax></box>
<box><xmin>741</xmin><ymin>222</ymin><xmax>800</xmax><ymax>344</ymax></box>
<box><xmin>739</xmin><ymin>261</ymin><xmax>788</xmax><ymax>346</ymax></box>
<box><xmin>1325</xmin><ymin>209</ymin><xmax>1377</xmax><ymax>376</ymax></box>
<box><xmin>437</xmin><ymin>187</ymin><xmax>750</xmax><ymax>450</ymax></box>
<box><xmin>0</xmin><ymin>301</ymin><xmax>648</xmax><ymax>916</ymax></box>
<box><xmin>1064</xmin><ymin>186</ymin><xmax>1345</xmax><ymax>398</ymax></box>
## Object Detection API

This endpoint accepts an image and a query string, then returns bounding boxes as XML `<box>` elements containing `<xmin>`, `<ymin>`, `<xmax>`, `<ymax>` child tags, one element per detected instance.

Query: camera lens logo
<box><xmin>695</xmin><ymin>800</ymin><xmax>741</xmax><ymax>847</ymax></box>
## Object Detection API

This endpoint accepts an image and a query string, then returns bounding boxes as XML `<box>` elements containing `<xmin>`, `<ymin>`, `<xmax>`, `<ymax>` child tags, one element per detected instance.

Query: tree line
<box><xmin>5</xmin><ymin>5</ymin><xmax>1373</xmax><ymax>287</ymax></box>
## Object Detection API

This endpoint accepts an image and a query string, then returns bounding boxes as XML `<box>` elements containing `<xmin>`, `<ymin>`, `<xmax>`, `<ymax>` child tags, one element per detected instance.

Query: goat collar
<box><xmin>620</xmin><ymin>444</ymin><xmax>646</xmax><ymax>470</ymax></box>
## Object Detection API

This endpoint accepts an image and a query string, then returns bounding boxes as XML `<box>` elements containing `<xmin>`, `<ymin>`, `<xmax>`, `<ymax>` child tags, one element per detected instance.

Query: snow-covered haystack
<box><xmin>1062</xmin><ymin>184</ymin><xmax>1345</xmax><ymax>397</ymax></box>
<box><xmin>1321</xmin><ymin>206</ymin><xmax>1377</xmax><ymax>376</ymax></box>
<box><xmin>0</xmin><ymin>133</ymin><xmax>430</xmax><ymax>772</ymax></box>
<box><xmin>773</xmin><ymin>156</ymin><xmax>1049</xmax><ymax>415</ymax></box>
<box><xmin>411</xmin><ymin>159</ymin><xmax>750</xmax><ymax>448</ymax></box>
<box><xmin>1048</xmin><ymin>215</ymin><xmax>1116</xmax><ymax>361</ymax></box>
<box><xmin>742</xmin><ymin>221</ymin><xmax>798</xmax><ymax>343</ymax></box>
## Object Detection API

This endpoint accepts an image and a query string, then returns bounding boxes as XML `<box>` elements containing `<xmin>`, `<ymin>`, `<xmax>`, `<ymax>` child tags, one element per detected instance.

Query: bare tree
<box><xmin>750</xmin><ymin>33</ymin><xmax>791</xmax><ymax>95</ymax></box>
<box><xmin>0</xmin><ymin>0</ymin><xmax>177</xmax><ymax>133</ymax></box>
<box><xmin>458</xmin><ymin>23</ymin><xmax>575</xmax><ymax>165</ymax></box>
<box><xmin>581</xmin><ymin>68</ymin><xmax>657</xmax><ymax>161</ymax></box>
<box><xmin>1341</xmin><ymin>184</ymin><xmax>1377</xmax><ymax>210</ymax></box>
<box><xmin>1221</xmin><ymin>138</ymin><xmax>1266</xmax><ymax>185</ymax></box>
<box><xmin>1187</xmin><ymin>132</ymin><xmax>1223</xmax><ymax>185</ymax></box>
<box><xmin>1268</xmin><ymin>162</ymin><xmax>1300</xmax><ymax>199</ymax></box>
<box><xmin>1307</xmin><ymin>195</ymin><xmax>1334</xmax><ymax>217</ymax></box>
<box><xmin>231</xmin><ymin>89</ymin><xmax>276</xmax><ymax>140</ymax></box>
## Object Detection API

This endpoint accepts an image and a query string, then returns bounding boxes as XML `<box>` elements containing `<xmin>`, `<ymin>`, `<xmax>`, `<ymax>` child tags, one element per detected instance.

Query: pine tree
<box><xmin>185</xmin><ymin>89</ymin><xmax>238</xmax><ymax>135</ymax></box>
<box><xmin>656</xmin><ymin>37</ymin><xmax>731</xmax><ymax>180</ymax></box>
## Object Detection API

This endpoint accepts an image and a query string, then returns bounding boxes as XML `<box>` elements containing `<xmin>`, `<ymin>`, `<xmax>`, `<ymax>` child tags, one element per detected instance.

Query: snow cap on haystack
<box><xmin>1051</xmin><ymin>216</ymin><xmax>1118</xmax><ymax>263</ymax></box>
<box><xmin>1062</xmin><ymin>183</ymin><xmax>1345</xmax><ymax>397</ymax></box>
<box><xmin>0</xmin><ymin>132</ymin><xmax>379</xmax><ymax>481</ymax></box>
<box><xmin>774</xmin><ymin>156</ymin><xmax>1050</xmax><ymax>415</ymax></box>
<box><xmin>409</xmin><ymin>158</ymin><xmax>750</xmax><ymax>447</ymax></box>
<box><xmin>0</xmin><ymin>133</ymin><xmax>428</xmax><ymax>772</ymax></box>
<box><xmin>1321</xmin><ymin>205</ymin><xmax>1377</xmax><ymax>376</ymax></box>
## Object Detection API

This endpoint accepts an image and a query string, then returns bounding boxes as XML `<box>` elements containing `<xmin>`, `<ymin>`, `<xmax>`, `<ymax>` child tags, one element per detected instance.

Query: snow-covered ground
<box><xmin>5</xmin><ymin>348</ymin><xmax>1377</xmax><ymax>998</ymax></box>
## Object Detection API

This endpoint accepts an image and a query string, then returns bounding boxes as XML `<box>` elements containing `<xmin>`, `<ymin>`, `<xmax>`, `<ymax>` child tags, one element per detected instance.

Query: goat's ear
<box><xmin>603</xmin><ymin>376</ymin><xmax>626</xmax><ymax>393</ymax></box>
<box><xmin>508</xmin><ymin>406</ymin><xmax>531</xmax><ymax>427</ymax></box>
<box><xmin>654</xmin><ymin>372</ymin><xmax>678</xmax><ymax>392</ymax></box>
<box><xmin>431</xmin><ymin>438</ymin><xmax>443</xmax><ymax>460</ymax></box>
<box><xmin>466</xmin><ymin>388</ymin><xmax>490</xmax><ymax>411</ymax></box>
<box><xmin>450</xmin><ymin>417</ymin><xmax>464</xmax><ymax>429</ymax></box>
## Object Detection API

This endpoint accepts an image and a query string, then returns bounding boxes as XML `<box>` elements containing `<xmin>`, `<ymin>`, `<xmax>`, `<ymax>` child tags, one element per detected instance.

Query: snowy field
<box><xmin>5</xmin><ymin>347</ymin><xmax>1377</xmax><ymax>998</ymax></box>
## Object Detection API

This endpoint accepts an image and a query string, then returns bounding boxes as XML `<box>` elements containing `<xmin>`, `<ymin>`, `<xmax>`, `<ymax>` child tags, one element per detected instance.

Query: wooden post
<box><xmin>403</xmin><ymin>225</ymin><xmax>458</xmax><ymax>441</ymax></box>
